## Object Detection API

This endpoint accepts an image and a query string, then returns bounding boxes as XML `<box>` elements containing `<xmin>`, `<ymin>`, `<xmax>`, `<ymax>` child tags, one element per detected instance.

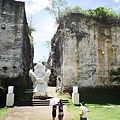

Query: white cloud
<box><xmin>15</xmin><ymin>0</ymin><xmax>50</xmax><ymax>14</ymax></box>
<box><xmin>114</xmin><ymin>0</ymin><xmax>120</xmax><ymax>3</ymax></box>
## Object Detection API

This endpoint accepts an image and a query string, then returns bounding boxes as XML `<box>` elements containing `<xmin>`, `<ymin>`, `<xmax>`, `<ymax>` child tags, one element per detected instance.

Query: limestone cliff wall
<box><xmin>0</xmin><ymin>0</ymin><xmax>34</xmax><ymax>86</ymax></box>
<box><xmin>50</xmin><ymin>13</ymin><xmax>120</xmax><ymax>91</ymax></box>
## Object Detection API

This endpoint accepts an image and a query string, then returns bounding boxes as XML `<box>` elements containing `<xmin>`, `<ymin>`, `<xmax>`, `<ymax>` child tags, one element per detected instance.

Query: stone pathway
<box><xmin>0</xmin><ymin>106</ymin><xmax>75</xmax><ymax>120</ymax></box>
<box><xmin>0</xmin><ymin>87</ymin><xmax>76</xmax><ymax>120</ymax></box>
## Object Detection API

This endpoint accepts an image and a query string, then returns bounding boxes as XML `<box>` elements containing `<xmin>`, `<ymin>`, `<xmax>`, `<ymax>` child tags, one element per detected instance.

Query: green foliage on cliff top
<box><xmin>45</xmin><ymin>0</ymin><xmax>120</xmax><ymax>24</ymax></box>
<box><xmin>63</xmin><ymin>6</ymin><xmax>120</xmax><ymax>24</ymax></box>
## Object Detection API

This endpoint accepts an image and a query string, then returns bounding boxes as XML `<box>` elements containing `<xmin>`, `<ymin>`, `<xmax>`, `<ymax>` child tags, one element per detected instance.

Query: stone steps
<box><xmin>17</xmin><ymin>99</ymin><xmax>69</xmax><ymax>106</ymax></box>
<box><xmin>25</xmin><ymin>89</ymin><xmax>33</xmax><ymax>93</ymax></box>
<box><xmin>17</xmin><ymin>100</ymin><xmax>50</xmax><ymax>106</ymax></box>
<box><xmin>17</xmin><ymin>88</ymin><xmax>69</xmax><ymax>106</ymax></box>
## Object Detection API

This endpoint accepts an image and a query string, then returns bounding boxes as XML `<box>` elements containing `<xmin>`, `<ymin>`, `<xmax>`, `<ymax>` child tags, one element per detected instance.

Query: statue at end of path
<box><xmin>29</xmin><ymin>62</ymin><xmax>51</xmax><ymax>97</ymax></box>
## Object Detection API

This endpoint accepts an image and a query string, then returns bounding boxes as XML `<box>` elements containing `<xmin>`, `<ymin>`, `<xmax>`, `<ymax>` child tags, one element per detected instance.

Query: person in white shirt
<box><xmin>79</xmin><ymin>102</ymin><xmax>91</xmax><ymax>120</ymax></box>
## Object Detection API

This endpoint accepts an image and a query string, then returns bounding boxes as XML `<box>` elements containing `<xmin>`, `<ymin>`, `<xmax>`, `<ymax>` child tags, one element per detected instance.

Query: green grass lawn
<box><xmin>58</xmin><ymin>86</ymin><xmax>120</xmax><ymax>120</ymax></box>
<box><xmin>65</xmin><ymin>103</ymin><xmax>120</xmax><ymax>120</ymax></box>
<box><xmin>87</xmin><ymin>105</ymin><xmax>120</xmax><ymax>120</ymax></box>
<box><xmin>0</xmin><ymin>107</ymin><xmax>9</xmax><ymax>118</ymax></box>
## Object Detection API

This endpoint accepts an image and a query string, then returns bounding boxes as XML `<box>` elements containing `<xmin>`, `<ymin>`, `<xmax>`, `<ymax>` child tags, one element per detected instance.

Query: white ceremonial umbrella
<box><xmin>49</xmin><ymin>97</ymin><xmax>60</xmax><ymax>106</ymax></box>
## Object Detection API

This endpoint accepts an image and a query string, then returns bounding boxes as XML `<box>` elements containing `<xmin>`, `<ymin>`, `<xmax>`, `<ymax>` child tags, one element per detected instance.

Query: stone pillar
<box><xmin>72</xmin><ymin>86</ymin><xmax>79</xmax><ymax>105</ymax></box>
<box><xmin>6</xmin><ymin>86</ymin><xmax>14</xmax><ymax>107</ymax></box>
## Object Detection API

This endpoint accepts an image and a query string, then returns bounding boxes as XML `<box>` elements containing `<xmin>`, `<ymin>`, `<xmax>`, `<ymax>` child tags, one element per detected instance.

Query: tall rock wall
<box><xmin>50</xmin><ymin>13</ymin><xmax>120</xmax><ymax>91</ymax></box>
<box><xmin>0</xmin><ymin>0</ymin><xmax>34</xmax><ymax>88</ymax></box>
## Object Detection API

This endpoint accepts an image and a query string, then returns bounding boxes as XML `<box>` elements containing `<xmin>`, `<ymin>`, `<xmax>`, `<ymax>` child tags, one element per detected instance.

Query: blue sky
<box><xmin>15</xmin><ymin>0</ymin><xmax>120</xmax><ymax>63</ymax></box>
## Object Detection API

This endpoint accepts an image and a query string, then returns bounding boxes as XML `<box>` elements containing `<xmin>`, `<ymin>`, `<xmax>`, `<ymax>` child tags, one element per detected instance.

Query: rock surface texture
<box><xmin>49</xmin><ymin>13</ymin><xmax>120</xmax><ymax>91</ymax></box>
<box><xmin>0</xmin><ymin>0</ymin><xmax>34</xmax><ymax>86</ymax></box>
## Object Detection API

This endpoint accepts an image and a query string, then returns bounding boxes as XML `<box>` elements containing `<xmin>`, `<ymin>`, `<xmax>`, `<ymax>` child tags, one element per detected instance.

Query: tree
<box><xmin>84</xmin><ymin>7</ymin><xmax>120</xmax><ymax>20</ymax></box>
<box><xmin>43</xmin><ymin>40</ymin><xmax>51</xmax><ymax>52</ymax></box>
<box><xmin>28</xmin><ymin>26</ymin><xmax>36</xmax><ymax>35</ymax></box>
<box><xmin>45</xmin><ymin>0</ymin><xmax>67</xmax><ymax>23</ymax></box>
<box><xmin>28</xmin><ymin>16</ymin><xmax>36</xmax><ymax>35</ymax></box>
<box><xmin>63</xmin><ymin>5</ymin><xmax>83</xmax><ymax>15</ymax></box>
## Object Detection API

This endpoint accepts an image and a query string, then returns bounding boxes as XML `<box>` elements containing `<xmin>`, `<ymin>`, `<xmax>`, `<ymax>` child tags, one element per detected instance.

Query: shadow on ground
<box><xmin>69</xmin><ymin>86</ymin><xmax>120</xmax><ymax>105</ymax></box>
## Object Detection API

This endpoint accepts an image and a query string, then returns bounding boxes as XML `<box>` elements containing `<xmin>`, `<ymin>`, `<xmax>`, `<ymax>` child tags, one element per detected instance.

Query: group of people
<box><xmin>52</xmin><ymin>99</ymin><xmax>90</xmax><ymax>120</ymax></box>
<box><xmin>52</xmin><ymin>99</ymin><xmax>64</xmax><ymax>120</ymax></box>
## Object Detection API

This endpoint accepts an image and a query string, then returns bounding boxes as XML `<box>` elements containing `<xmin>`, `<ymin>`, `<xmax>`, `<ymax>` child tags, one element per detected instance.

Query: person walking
<box><xmin>58</xmin><ymin>99</ymin><xmax>64</xmax><ymax>120</ymax></box>
<box><xmin>58</xmin><ymin>99</ymin><xmax>63</xmax><ymax>111</ymax></box>
<box><xmin>79</xmin><ymin>102</ymin><xmax>91</xmax><ymax>120</ymax></box>
<box><xmin>52</xmin><ymin>104</ymin><xmax>57</xmax><ymax>120</ymax></box>
<box><xmin>58</xmin><ymin>109</ymin><xmax>64</xmax><ymax>120</ymax></box>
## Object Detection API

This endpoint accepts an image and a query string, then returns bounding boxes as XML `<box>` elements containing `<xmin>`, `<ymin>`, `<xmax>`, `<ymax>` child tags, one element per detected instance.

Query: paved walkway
<box><xmin>0</xmin><ymin>87</ymin><xmax>76</xmax><ymax>120</ymax></box>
